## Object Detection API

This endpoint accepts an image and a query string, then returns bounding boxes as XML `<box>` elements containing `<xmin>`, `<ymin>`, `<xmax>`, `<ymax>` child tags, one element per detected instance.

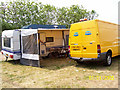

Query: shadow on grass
<box><xmin>75</xmin><ymin>55</ymin><xmax>119</xmax><ymax>71</ymax></box>
<box><xmin>1</xmin><ymin>55</ymin><xmax>119</xmax><ymax>71</ymax></box>
<box><xmin>40</xmin><ymin>57</ymin><xmax>76</xmax><ymax>70</ymax></box>
<box><xmin>1</xmin><ymin>57</ymin><xmax>76</xmax><ymax>70</ymax></box>
<box><xmin>5</xmin><ymin>59</ymin><xmax>21</xmax><ymax>65</ymax></box>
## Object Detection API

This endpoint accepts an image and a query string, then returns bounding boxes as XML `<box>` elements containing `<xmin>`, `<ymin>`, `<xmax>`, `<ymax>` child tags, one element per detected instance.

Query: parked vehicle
<box><xmin>69</xmin><ymin>19</ymin><xmax>119</xmax><ymax>66</ymax></box>
<box><xmin>1</xmin><ymin>25</ymin><xmax>69</xmax><ymax>67</ymax></box>
<box><xmin>1</xmin><ymin>30</ymin><xmax>21</xmax><ymax>61</ymax></box>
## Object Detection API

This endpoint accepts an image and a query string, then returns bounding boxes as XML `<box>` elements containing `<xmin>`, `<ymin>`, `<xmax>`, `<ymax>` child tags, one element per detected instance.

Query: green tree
<box><xmin>0</xmin><ymin>1</ymin><xmax>98</xmax><ymax>31</ymax></box>
<box><xmin>86</xmin><ymin>10</ymin><xmax>99</xmax><ymax>20</ymax></box>
<box><xmin>56</xmin><ymin>5</ymin><xmax>98</xmax><ymax>27</ymax></box>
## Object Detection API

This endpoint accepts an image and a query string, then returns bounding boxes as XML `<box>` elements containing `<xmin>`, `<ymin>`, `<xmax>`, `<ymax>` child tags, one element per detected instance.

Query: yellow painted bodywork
<box><xmin>69</xmin><ymin>19</ymin><xmax>119</xmax><ymax>58</ymax></box>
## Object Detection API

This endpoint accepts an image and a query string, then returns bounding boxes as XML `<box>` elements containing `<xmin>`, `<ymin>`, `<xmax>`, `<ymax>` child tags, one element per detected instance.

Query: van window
<box><xmin>46</xmin><ymin>37</ymin><xmax>54</xmax><ymax>42</ymax></box>
<box><xmin>4</xmin><ymin>38</ymin><xmax>11</xmax><ymax>48</ymax></box>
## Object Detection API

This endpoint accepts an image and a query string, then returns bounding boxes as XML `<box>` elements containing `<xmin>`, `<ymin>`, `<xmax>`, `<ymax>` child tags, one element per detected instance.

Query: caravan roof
<box><xmin>21</xmin><ymin>24</ymin><xmax>66</xmax><ymax>29</ymax></box>
<box><xmin>2</xmin><ymin>30</ymin><xmax>15</xmax><ymax>38</ymax></box>
<box><xmin>38</xmin><ymin>29</ymin><xmax>69</xmax><ymax>31</ymax></box>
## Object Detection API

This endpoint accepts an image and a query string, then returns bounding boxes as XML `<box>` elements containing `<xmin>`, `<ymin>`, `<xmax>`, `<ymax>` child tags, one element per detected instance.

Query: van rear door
<box><xmin>82</xmin><ymin>28</ymin><xmax>98</xmax><ymax>58</ymax></box>
<box><xmin>70</xmin><ymin>27</ymin><xmax>98</xmax><ymax>58</ymax></box>
<box><xmin>70</xmin><ymin>29</ymin><xmax>83</xmax><ymax>57</ymax></box>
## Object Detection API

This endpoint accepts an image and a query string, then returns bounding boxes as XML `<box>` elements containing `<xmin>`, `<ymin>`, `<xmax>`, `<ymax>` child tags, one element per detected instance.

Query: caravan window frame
<box><xmin>3</xmin><ymin>37</ymin><xmax>11</xmax><ymax>48</ymax></box>
<box><xmin>46</xmin><ymin>37</ymin><xmax>54</xmax><ymax>42</ymax></box>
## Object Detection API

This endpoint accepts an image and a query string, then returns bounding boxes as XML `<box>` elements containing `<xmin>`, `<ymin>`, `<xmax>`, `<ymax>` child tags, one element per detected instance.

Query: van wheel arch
<box><xmin>107</xmin><ymin>50</ymin><xmax>112</xmax><ymax>56</ymax></box>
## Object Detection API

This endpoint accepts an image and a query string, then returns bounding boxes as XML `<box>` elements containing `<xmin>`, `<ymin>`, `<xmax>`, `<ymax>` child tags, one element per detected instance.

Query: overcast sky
<box><xmin>1</xmin><ymin>0</ymin><xmax>120</xmax><ymax>24</ymax></box>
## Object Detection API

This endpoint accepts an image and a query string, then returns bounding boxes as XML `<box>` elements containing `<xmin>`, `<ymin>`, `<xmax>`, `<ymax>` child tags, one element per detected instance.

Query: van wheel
<box><xmin>104</xmin><ymin>53</ymin><xmax>112</xmax><ymax>66</ymax></box>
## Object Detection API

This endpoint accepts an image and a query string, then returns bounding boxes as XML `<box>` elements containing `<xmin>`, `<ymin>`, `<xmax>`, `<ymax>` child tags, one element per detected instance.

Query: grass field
<box><xmin>0</xmin><ymin>53</ymin><xmax>119</xmax><ymax>88</ymax></box>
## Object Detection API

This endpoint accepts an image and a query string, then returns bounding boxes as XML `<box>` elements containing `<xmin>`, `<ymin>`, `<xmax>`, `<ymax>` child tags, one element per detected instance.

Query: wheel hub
<box><xmin>107</xmin><ymin>55</ymin><xmax>111</xmax><ymax>65</ymax></box>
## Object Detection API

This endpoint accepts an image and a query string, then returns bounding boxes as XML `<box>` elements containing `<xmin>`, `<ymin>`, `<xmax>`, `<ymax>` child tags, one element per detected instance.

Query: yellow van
<box><xmin>69</xmin><ymin>19</ymin><xmax>119</xmax><ymax>66</ymax></box>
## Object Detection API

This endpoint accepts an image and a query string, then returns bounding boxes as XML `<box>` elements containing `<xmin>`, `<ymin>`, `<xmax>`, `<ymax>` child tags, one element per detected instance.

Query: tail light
<box><xmin>10</xmin><ymin>55</ymin><xmax>13</xmax><ymax>58</ymax></box>
<box><xmin>68</xmin><ymin>46</ymin><xmax>70</xmax><ymax>53</ymax></box>
<box><xmin>1</xmin><ymin>51</ymin><xmax>3</xmax><ymax>54</ymax></box>
<box><xmin>97</xmin><ymin>45</ymin><xmax>101</xmax><ymax>53</ymax></box>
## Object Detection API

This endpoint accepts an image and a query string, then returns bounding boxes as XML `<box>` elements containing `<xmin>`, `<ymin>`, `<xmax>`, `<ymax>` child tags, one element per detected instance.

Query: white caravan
<box><xmin>1</xmin><ymin>28</ymin><xmax>69</xmax><ymax>67</ymax></box>
<box><xmin>1</xmin><ymin>30</ymin><xmax>21</xmax><ymax>60</ymax></box>
<box><xmin>1</xmin><ymin>29</ymin><xmax>38</xmax><ymax>61</ymax></box>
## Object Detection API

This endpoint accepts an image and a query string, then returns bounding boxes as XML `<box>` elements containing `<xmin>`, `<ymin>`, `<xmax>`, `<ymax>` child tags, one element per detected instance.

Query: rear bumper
<box><xmin>1</xmin><ymin>50</ymin><xmax>21</xmax><ymax>60</ymax></box>
<box><xmin>69</xmin><ymin>52</ymin><xmax>107</xmax><ymax>61</ymax></box>
<box><xmin>97</xmin><ymin>52</ymin><xmax>107</xmax><ymax>60</ymax></box>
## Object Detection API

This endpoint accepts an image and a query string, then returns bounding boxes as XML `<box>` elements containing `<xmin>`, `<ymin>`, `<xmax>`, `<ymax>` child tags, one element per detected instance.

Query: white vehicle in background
<box><xmin>1</xmin><ymin>30</ymin><xmax>21</xmax><ymax>61</ymax></box>
<box><xmin>1</xmin><ymin>24</ymin><xmax>68</xmax><ymax>67</ymax></box>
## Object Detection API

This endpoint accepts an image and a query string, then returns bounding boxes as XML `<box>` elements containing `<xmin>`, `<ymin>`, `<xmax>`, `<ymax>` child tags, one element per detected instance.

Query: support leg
<box><xmin>39</xmin><ymin>57</ymin><xmax>43</xmax><ymax>68</ymax></box>
<box><xmin>5</xmin><ymin>57</ymin><xmax>8</xmax><ymax>62</ymax></box>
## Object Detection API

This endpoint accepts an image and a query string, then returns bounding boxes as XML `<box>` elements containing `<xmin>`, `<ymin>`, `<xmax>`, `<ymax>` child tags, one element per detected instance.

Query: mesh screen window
<box><xmin>22</xmin><ymin>34</ymin><xmax>38</xmax><ymax>54</ymax></box>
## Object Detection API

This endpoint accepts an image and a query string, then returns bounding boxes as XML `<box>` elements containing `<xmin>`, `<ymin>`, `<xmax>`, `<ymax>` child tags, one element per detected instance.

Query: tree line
<box><xmin>0</xmin><ymin>1</ymin><xmax>98</xmax><ymax>31</ymax></box>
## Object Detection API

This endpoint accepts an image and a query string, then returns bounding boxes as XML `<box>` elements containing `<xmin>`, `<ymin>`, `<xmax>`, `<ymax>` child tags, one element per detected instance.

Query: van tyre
<box><xmin>104</xmin><ymin>53</ymin><xmax>112</xmax><ymax>66</ymax></box>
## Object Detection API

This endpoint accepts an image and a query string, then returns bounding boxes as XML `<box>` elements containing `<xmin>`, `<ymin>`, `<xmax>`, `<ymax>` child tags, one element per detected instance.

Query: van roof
<box><xmin>70</xmin><ymin>19</ymin><xmax>118</xmax><ymax>30</ymax></box>
<box><xmin>71</xmin><ymin>19</ymin><xmax>118</xmax><ymax>26</ymax></box>
<box><xmin>95</xmin><ymin>19</ymin><xmax>118</xmax><ymax>25</ymax></box>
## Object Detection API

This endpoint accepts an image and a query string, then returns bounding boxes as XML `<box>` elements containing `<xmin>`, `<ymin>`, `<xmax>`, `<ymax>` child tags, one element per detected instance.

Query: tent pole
<box><xmin>38</xmin><ymin>33</ymin><xmax>40</xmax><ymax>67</ymax></box>
<box><xmin>38</xmin><ymin>33</ymin><xmax>43</xmax><ymax>68</ymax></box>
<box><xmin>62</xmin><ymin>30</ymin><xmax>65</xmax><ymax>47</ymax></box>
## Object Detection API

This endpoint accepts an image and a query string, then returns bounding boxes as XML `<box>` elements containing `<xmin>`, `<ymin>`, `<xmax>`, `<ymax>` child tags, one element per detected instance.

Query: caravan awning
<box><xmin>21</xmin><ymin>29</ymin><xmax>38</xmax><ymax>36</ymax></box>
